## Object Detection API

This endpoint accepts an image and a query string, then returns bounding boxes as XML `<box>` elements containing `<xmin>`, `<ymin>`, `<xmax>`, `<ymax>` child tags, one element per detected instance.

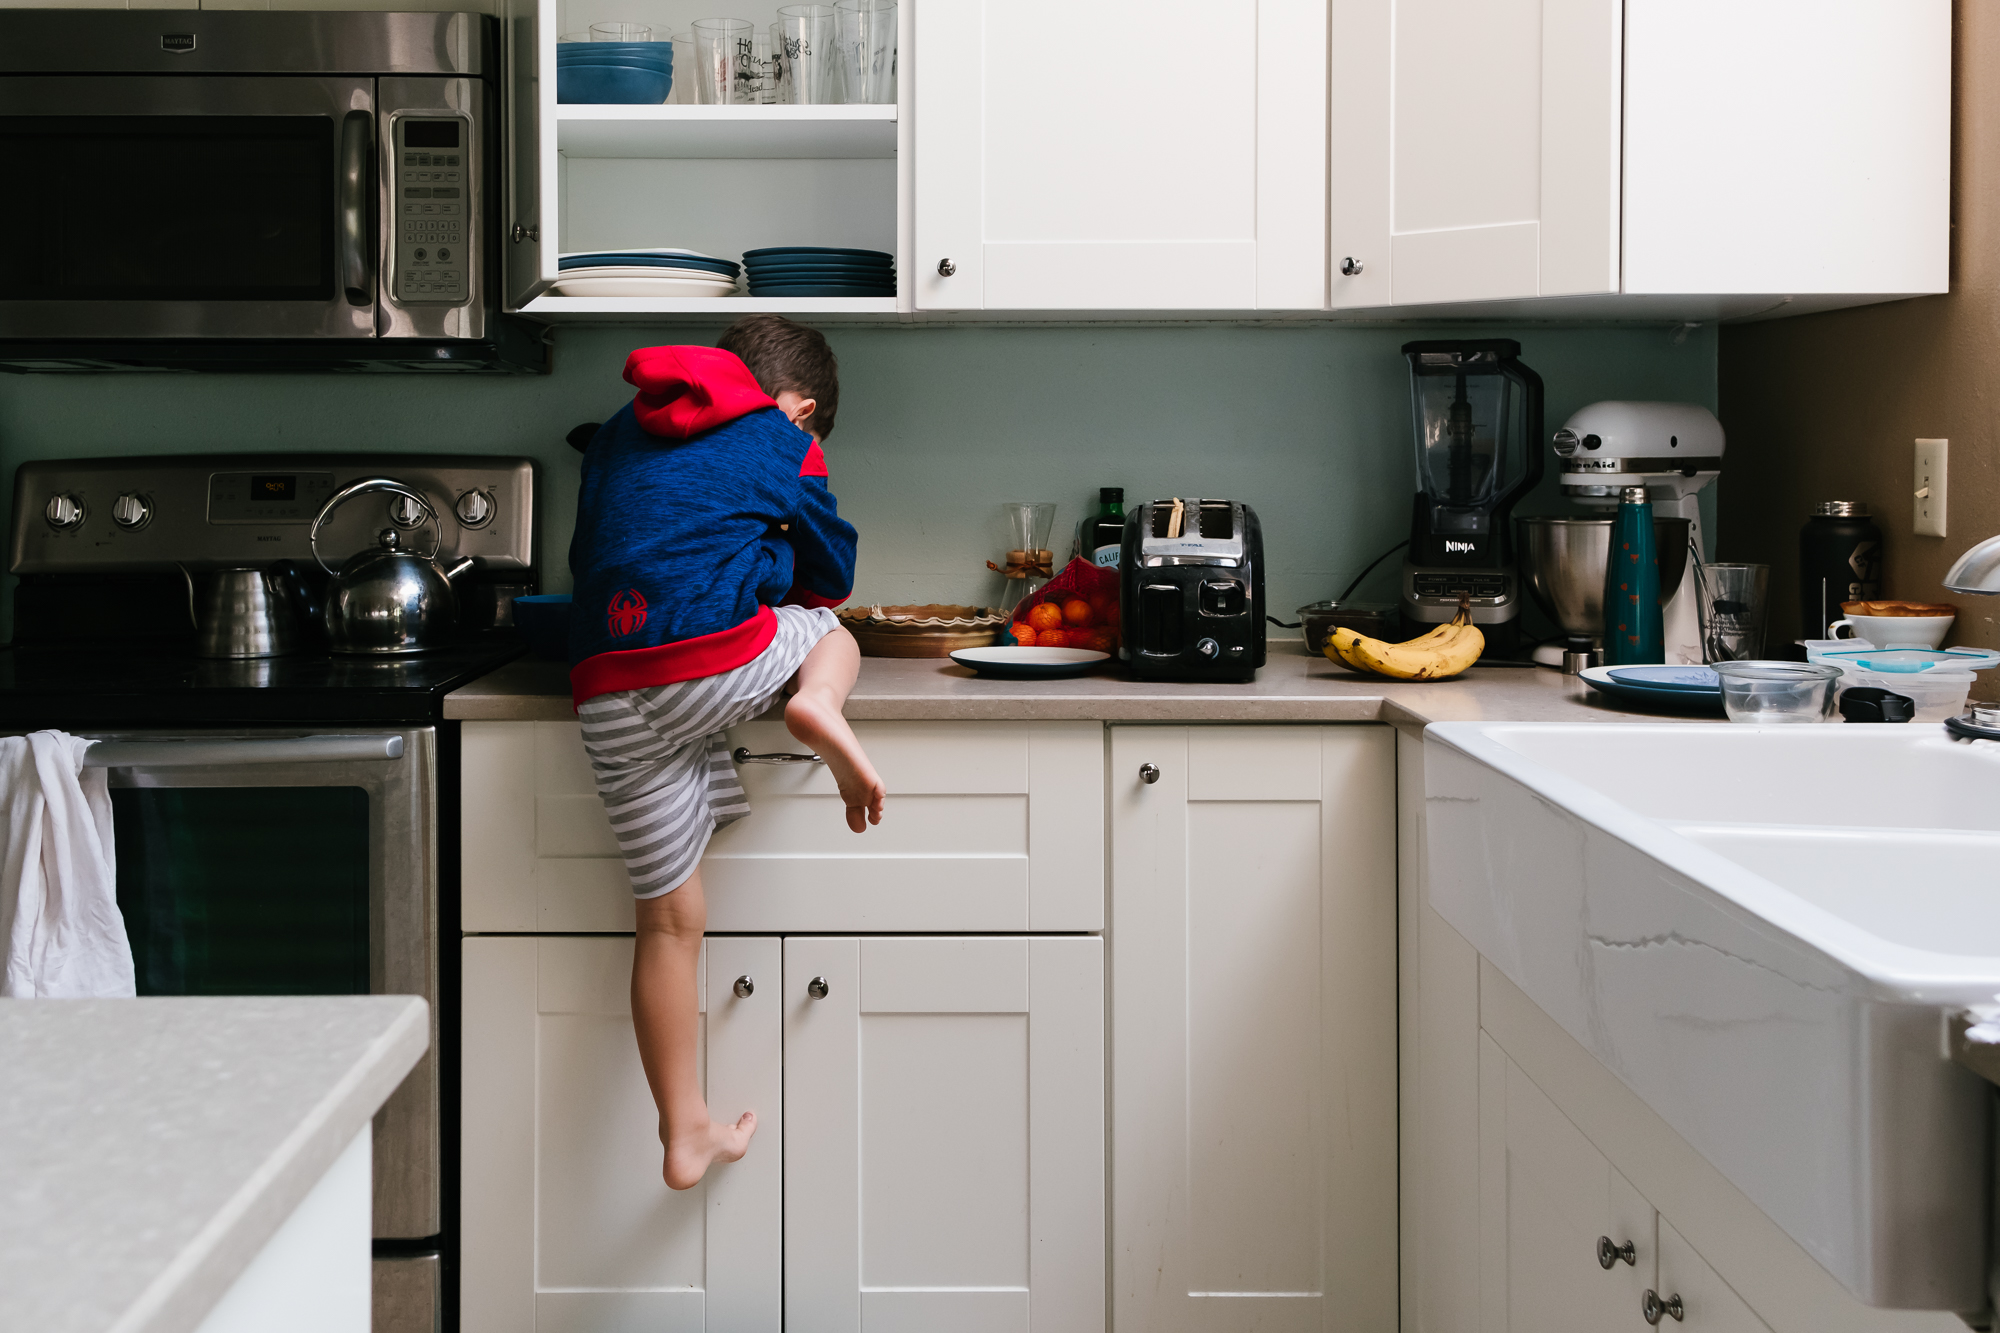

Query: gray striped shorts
<box><xmin>578</xmin><ymin>604</ymin><xmax>840</xmax><ymax>898</ymax></box>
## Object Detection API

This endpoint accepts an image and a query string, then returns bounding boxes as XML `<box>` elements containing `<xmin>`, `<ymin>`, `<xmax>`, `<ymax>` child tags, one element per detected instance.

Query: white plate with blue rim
<box><xmin>949</xmin><ymin>646</ymin><xmax>1111</xmax><ymax>679</ymax></box>
<box><xmin>1579</xmin><ymin>664</ymin><xmax>1724</xmax><ymax>712</ymax></box>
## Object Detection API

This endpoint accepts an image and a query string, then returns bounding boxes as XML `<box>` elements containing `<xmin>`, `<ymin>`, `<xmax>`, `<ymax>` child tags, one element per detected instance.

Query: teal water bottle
<box><xmin>1603</xmin><ymin>485</ymin><xmax>1664</xmax><ymax>665</ymax></box>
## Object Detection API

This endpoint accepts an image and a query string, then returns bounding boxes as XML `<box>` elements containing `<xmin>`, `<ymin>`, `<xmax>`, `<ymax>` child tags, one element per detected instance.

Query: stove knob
<box><xmin>387</xmin><ymin>493</ymin><xmax>428</xmax><ymax>529</ymax></box>
<box><xmin>455</xmin><ymin>489</ymin><xmax>495</xmax><ymax>528</ymax></box>
<box><xmin>44</xmin><ymin>494</ymin><xmax>84</xmax><ymax>530</ymax></box>
<box><xmin>111</xmin><ymin>492</ymin><xmax>151</xmax><ymax>530</ymax></box>
<box><xmin>1196</xmin><ymin>636</ymin><xmax>1220</xmax><ymax>659</ymax></box>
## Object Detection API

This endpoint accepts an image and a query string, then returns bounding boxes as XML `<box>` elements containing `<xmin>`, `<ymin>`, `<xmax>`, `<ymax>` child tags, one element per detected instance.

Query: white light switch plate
<box><xmin>1915</xmin><ymin>438</ymin><xmax>1948</xmax><ymax>537</ymax></box>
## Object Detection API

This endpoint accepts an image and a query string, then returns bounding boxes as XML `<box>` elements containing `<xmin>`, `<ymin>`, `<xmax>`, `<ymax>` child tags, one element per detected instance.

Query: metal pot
<box><xmin>311</xmin><ymin>478</ymin><xmax>476</xmax><ymax>654</ymax></box>
<box><xmin>179</xmin><ymin>564</ymin><xmax>307</xmax><ymax>659</ymax></box>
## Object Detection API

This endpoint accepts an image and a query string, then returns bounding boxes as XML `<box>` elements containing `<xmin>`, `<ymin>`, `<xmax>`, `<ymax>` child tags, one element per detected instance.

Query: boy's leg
<box><xmin>631</xmin><ymin>868</ymin><xmax>755</xmax><ymax>1190</ymax></box>
<box><xmin>783</xmin><ymin>625</ymin><xmax>886</xmax><ymax>833</ymax></box>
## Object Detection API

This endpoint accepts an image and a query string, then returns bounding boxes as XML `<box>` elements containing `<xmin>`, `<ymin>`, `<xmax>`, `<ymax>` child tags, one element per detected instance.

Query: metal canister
<box><xmin>1799</xmin><ymin>501</ymin><xmax>1881</xmax><ymax>639</ymax></box>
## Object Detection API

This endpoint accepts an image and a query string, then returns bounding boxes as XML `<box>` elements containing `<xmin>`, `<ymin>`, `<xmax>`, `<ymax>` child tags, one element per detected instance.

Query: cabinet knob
<box><xmin>1340</xmin><ymin>256</ymin><xmax>1364</xmax><ymax>276</ymax></box>
<box><xmin>733</xmin><ymin>975</ymin><xmax>755</xmax><ymax>999</ymax></box>
<box><xmin>1139</xmin><ymin>763</ymin><xmax>1160</xmax><ymax>784</ymax></box>
<box><xmin>936</xmin><ymin>258</ymin><xmax>957</xmax><ymax>277</ymax></box>
<box><xmin>1641</xmin><ymin>1290</ymin><xmax>1684</xmax><ymax>1325</ymax></box>
<box><xmin>1597</xmin><ymin>1236</ymin><xmax>1636</xmax><ymax>1269</ymax></box>
<box><xmin>807</xmin><ymin>975</ymin><xmax>830</xmax><ymax>999</ymax></box>
<box><xmin>511</xmin><ymin>222</ymin><xmax>539</xmax><ymax>243</ymax></box>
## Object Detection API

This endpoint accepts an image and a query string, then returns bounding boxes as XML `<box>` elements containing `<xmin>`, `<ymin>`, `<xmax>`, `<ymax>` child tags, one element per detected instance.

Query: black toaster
<box><xmin>1120</xmin><ymin>498</ymin><xmax>1266</xmax><ymax>682</ymax></box>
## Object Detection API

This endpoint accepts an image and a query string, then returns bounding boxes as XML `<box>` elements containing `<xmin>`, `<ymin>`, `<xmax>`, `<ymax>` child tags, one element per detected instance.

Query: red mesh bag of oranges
<box><xmin>1003</xmin><ymin>557</ymin><xmax>1121</xmax><ymax>653</ymax></box>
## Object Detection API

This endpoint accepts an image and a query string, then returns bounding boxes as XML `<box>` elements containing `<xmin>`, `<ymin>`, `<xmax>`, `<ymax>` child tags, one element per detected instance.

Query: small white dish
<box><xmin>948</xmin><ymin>646</ymin><xmax>1111</xmax><ymax>679</ymax></box>
<box><xmin>550</xmin><ymin>274</ymin><xmax>739</xmax><ymax>298</ymax></box>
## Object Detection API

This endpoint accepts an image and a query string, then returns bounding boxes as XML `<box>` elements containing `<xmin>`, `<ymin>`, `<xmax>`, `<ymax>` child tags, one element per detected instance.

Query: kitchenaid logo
<box><xmin>161</xmin><ymin>33</ymin><xmax>196</xmax><ymax>52</ymax></box>
<box><xmin>1445</xmin><ymin>540</ymin><xmax>1476</xmax><ymax>553</ymax></box>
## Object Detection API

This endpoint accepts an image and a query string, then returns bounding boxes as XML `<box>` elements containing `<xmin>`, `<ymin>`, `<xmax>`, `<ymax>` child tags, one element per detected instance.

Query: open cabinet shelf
<box><xmin>556</xmin><ymin>105</ymin><xmax>896</xmax><ymax>159</ymax></box>
<box><xmin>518</xmin><ymin>294</ymin><xmax>899</xmax><ymax>319</ymax></box>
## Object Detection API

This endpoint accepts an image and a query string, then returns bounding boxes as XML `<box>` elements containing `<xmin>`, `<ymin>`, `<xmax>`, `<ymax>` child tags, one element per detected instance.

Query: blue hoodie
<box><xmin>567</xmin><ymin>344</ymin><xmax>857</xmax><ymax>707</ymax></box>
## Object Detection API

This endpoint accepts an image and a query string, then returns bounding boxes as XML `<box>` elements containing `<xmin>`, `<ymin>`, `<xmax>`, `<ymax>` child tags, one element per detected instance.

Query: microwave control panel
<box><xmin>394</xmin><ymin>116</ymin><xmax>469</xmax><ymax>305</ymax></box>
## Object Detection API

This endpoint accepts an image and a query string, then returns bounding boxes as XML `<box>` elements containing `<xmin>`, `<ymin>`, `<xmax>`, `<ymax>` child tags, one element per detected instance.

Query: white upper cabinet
<box><xmin>1330</xmin><ymin>0</ymin><xmax>1948</xmax><ymax>317</ymax></box>
<box><xmin>914</xmin><ymin>0</ymin><xmax>1327</xmax><ymax>312</ymax></box>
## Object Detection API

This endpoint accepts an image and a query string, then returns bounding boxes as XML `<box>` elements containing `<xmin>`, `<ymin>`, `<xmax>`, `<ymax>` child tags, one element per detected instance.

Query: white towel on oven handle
<box><xmin>0</xmin><ymin>730</ymin><xmax>134</xmax><ymax>998</ymax></box>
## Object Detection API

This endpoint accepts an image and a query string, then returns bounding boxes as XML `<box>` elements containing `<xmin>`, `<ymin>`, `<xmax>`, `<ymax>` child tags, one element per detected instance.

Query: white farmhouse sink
<box><xmin>1424</xmin><ymin>723</ymin><xmax>2000</xmax><ymax>1313</ymax></box>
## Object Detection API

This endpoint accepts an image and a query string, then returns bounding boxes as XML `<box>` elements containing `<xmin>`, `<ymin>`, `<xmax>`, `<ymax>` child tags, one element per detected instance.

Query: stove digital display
<box><xmin>251</xmin><ymin>475</ymin><xmax>295</xmax><ymax>502</ymax></box>
<box><xmin>207</xmin><ymin>470</ymin><xmax>334</xmax><ymax>524</ymax></box>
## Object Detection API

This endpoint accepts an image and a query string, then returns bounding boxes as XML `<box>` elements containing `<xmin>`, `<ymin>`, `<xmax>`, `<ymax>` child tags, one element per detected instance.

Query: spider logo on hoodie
<box><xmin>606</xmin><ymin>588</ymin><xmax>649</xmax><ymax>637</ymax></box>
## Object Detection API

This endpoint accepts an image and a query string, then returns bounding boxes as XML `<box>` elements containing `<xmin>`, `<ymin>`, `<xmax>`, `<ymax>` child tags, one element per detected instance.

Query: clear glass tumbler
<box><xmin>668</xmin><ymin>32</ymin><xmax>693</xmax><ymax>103</ymax></box>
<box><xmin>835</xmin><ymin>0</ymin><xmax>896</xmax><ymax>104</ymax></box>
<box><xmin>1696</xmin><ymin>562</ymin><xmax>1771</xmax><ymax>663</ymax></box>
<box><xmin>777</xmin><ymin>5</ymin><xmax>839</xmax><ymax>104</ymax></box>
<box><xmin>589</xmin><ymin>21</ymin><xmax>652</xmax><ymax>41</ymax></box>
<box><xmin>692</xmin><ymin>17</ymin><xmax>755</xmax><ymax>104</ymax></box>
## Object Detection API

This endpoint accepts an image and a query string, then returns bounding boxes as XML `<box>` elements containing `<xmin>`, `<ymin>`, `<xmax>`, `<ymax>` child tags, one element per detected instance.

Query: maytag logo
<box><xmin>161</xmin><ymin>33</ymin><xmax>196</xmax><ymax>53</ymax></box>
<box><xmin>1445</xmin><ymin>540</ymin><xmax>1476</xmax><ymax>553</ymax></box>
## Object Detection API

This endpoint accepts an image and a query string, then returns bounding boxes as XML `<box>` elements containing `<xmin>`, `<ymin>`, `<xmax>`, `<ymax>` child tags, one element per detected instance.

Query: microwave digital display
<box><xmin>404</xmin><ymin>120</ymin><xmax>460</xmax><ymax>149</ymax></box>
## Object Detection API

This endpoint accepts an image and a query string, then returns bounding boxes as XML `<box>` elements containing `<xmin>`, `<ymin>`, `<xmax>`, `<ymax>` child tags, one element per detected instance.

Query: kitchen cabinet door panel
<box><xmin>914</xmin><ymin>0</ymin><xmax>1325</xmax><ymax>311</ymax></box>
<box><xmin>1656</xmin><ymin>1218</ymin><xmax>1773</xmax><ymax>1333</ymax></box>
<box><xmin>784</xmin><ymin>936</ymin><xmax>1104</xmax><ymax>1333</ymax></box>
<box><xmin>460</xmin><ymin>719</ymin><xmax>1103</xmax><ymax>934</ymax></box>
<box><xmin>461</xmin><ymin>935</ymin><xmax>782</xmax><ymax>1333</ymax></box>
<box><xmin>1111</xmin><ymin>725</ymin><xmax>1397</xmax><ymax>1333</ymax></box>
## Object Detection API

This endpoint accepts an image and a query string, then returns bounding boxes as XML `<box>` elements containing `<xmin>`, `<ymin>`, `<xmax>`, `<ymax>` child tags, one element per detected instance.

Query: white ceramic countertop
<box><xmin>0</xmin><ymin>995</ymin><xmax>428</xmax><ymax>1333</ymax></box>
<box><xmin>444</xmin><ymin>638</ymin><xmax>1715</xmax><ymax>726</ymax></box>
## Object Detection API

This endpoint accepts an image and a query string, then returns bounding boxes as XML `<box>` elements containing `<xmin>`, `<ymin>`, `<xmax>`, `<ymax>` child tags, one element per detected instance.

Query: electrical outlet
<box><xmin>1915</xmin><ymin>438</ymin><xmax>1948</xmax><ymax>537</ymax></box>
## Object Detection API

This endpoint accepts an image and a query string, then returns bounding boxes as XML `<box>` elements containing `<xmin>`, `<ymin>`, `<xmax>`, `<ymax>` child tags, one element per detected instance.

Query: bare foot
<box><xmin>785</xmin><ymin>691</ymin><xmax>886</xmax><ymax>832</ymax></box>
<box><xmin>663</xmin><ymin>1110</ymin><xmax>756</xmax><ymax>1191</ymax></box>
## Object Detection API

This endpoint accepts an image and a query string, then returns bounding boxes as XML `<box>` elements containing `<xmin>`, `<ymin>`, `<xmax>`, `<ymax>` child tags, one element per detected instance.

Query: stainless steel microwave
<box><xmin>0</xmin><ymin>11</ymin><xmax>539</xmax><ymax>372</ymax></box>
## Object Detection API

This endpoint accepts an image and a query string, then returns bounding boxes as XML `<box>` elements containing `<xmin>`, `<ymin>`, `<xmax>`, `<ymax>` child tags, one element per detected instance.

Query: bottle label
<box><xmin>1092</xmin><ymin>544</ymin><xmax>1121</xmax><ymax>569</ymax></box>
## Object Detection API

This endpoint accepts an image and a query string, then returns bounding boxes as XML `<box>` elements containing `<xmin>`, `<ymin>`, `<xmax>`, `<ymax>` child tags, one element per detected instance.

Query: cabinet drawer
<box><xmin>463</xmin><ymin>719</ymin><xmax>1104</xmax><ymax>933</ymax></box>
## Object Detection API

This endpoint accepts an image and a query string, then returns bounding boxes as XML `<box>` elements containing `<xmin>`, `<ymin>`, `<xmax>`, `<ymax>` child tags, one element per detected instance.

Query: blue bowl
<box><xmin>512</xmin><ymin>594</ymin><xmax>572</xmax><ymax>661</ymax></box>
<box><xmin>557</xmin><ymin>64</ymin><xmax>673</xmax><ymax>104</ymax></box>
<box><xmin>558</xmin><ymin>53</ymin><xmax>672</xmax><ymax>72</ymax></box>
<box><xmin>558</xmin><ymin>40</ymin><xmax>671</xmax><ymax>59</ymax></box>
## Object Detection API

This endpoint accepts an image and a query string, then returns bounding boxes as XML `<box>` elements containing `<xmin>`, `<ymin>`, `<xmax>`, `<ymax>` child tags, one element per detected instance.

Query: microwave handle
<box><xmin>81</xmin><ymin>735</ymin><xmax>404</xmax><ymax>769</ymax></box>
<box><xmin>338</xmin><ymin>110</ymin><xmax>374</xmax><ymax>307</ymax></box>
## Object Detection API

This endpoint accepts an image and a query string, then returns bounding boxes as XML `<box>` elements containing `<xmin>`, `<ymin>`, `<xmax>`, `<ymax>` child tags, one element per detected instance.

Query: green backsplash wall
<box><xmin>0</xmin><ymin>322</ymin><xmax>1715</xmax><ymax>637</ymax></box>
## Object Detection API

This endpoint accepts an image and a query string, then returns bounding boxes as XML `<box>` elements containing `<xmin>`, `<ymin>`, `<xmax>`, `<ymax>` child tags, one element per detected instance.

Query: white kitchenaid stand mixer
<box><xmin>1550</xmin><ymin>402</ymin><xmax>1724</xmax><ymax>666</ymax></box>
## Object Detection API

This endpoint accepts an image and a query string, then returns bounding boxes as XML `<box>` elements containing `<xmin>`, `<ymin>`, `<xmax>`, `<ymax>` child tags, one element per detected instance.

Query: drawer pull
<box><xmin>807</xmin><ymin>976</ymin><xmax>830</xmax><ymax>1000</ymax></box>
<box><xmin>1597</xmin><ymin>1236</ymin><xmax>1636</xmax><ymax>1269</ymax></box>
<box><xmin>733</xmin><ymin>975</ymin><xmax>754</xmax><ymax>999</ymax></box>
<box><xmin>1641</xmin><ymin>1290</ymin><xmax>1683</xmax><ymax>1325</ymax></box>
<box><xmin>732</xmin><ymin>748</ymin><xmax>824</xmax><ymax>765</ymax></box>
<box><xmin>1139</xmin><ymin>763</ymin><xmax>1161</xmax><ymax>784</ymax></box>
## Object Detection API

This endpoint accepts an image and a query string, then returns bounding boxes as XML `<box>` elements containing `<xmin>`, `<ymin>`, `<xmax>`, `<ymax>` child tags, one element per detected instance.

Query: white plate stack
<box><xmin>552</xmin><ymin>248</ymin><xmax>741</xmax><ymax>297</ymax></box>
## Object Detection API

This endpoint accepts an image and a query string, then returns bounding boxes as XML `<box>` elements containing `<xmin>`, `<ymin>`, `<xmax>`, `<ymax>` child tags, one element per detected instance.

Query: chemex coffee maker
<box><xmin>1399</xmin><ymin>340</ymin><xmax>1544</xmax><ymax>655</ymax></box>
<box><xmin>1120</xmin><ymin>498</ymin><xmax>1266</xmax><ymax>682</ymax></box>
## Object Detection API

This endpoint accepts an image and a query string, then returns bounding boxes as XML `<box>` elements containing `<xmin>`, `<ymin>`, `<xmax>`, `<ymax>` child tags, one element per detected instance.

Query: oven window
<box><xmin>112</xmin><ymin>786</ymin><xmax>370</xmax><ymax>996</ymax></box>
<box><xmin>0</xmin><ymin>115</ymin><xmax>335</xmax><ymax>301</ymax></box>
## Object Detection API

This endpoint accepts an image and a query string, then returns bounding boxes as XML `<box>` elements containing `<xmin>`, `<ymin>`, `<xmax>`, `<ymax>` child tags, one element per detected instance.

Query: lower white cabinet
<box><xmin>1109</xmin><ymin>724</ymin><xmax>1399</xmax><ymax>1332</ymax></box>
<box><xmin>461</xmin><ymin>933</ymin><xmax>1104</xmax><ymax>1333</ymax></box>
<box><xmin>1479</xmin><ymin>1034</ymin><xmax>1770</xmax><ymax>1333</ymax></box>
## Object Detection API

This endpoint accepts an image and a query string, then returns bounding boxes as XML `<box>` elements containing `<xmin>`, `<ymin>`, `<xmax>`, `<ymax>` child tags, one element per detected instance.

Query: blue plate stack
<box><xmin>557</xmin><ymin>41</ymin><xmax>672</xmax><ymax>104</ymax></box>
<box><xmin>743</xmin><ymin>247</ymin><xmax>895</xmax><ymax>297</ymax></box>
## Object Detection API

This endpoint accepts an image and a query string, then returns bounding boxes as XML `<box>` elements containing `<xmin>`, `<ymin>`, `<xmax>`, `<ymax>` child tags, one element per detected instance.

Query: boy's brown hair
<box><xmin>716</xmin><ymin>315</ymin><xmax>841</xmax><ymax>439</ymax></box>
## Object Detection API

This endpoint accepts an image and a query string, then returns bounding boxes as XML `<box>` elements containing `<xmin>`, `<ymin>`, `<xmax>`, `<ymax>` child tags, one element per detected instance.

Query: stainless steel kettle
<box><xmin>310</xmin><ymin>477</ymin><xmax>476</xmax><ymax>654</ymax></box>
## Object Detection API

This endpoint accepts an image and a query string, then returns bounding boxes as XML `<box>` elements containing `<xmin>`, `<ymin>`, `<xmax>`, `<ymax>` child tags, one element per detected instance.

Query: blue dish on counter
<box><xmin>558</xmin><ymin>63</ymin><xmax>672</xmax><ymax>104</ymax></box>
<box><xmin>512</xmin><ymin>594</ymin><xmax>572</xmax><ymax>661</ymax></box>
<box><xmin>1578</xmin><ymin>664</ymin><xmax>1724</xmax><ymax>713</ymax></box>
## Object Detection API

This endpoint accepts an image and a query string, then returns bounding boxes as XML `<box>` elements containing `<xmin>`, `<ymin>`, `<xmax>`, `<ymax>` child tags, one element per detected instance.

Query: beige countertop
<box><xmin>445</xmin><ymin>639</ymin><xmax>1716</xmax><ymax>727</ymax></box>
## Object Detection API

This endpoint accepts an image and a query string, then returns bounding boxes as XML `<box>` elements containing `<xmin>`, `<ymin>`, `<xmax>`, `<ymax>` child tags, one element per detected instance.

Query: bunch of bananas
<box><xmin>1325</xmin><ymin>607</ymin><xmax>1484</xmax><ymax>681</ymax></box>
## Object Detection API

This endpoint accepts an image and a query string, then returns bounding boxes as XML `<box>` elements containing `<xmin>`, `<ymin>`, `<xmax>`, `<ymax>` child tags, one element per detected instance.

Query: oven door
<box><xmin>0</xmin><ymin>76</ymin><xmax>377</xmax><ymax>339</ymax></box>
<box><xmin>84</xmin><ymin>727</ymin><xmax>437</xmax><ymax>1240</ymax></box>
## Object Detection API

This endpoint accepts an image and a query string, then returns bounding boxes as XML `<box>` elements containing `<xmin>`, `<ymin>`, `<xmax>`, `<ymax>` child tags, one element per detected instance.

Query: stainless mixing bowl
<box><xmin>1517</xmin><ymin>515</ymin><xmax>1692</xmax><ymax>643</ymax></box>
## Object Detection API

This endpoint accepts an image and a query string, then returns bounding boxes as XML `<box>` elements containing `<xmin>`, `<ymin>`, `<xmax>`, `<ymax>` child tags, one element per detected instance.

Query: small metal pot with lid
<box><xmin>311</xmin><ymin>477</ymin><xmax>476</xmax><ymax>653</ymax></box>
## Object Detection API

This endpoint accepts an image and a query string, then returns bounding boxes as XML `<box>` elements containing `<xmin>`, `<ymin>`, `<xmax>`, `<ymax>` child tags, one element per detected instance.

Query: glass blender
<box><xmin>1398</xmin><ymin>339</ymin><xmax>1543</xmax><ymax>655</ymax></box>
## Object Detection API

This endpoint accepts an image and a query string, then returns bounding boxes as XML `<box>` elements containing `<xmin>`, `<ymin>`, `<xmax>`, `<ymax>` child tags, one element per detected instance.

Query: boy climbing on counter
<box><xmin>567</xmin><ymin>314</ymin><xmax>885</xmax><ymax>1189</ymax></box>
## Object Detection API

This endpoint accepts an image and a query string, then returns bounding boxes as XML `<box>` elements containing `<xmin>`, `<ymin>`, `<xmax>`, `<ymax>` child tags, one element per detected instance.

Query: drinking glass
<box><xmin>558</xmin><ymin>31</ymin><xmax>588</xmax><ymax>42</ymax></box>
<box><xmin>590</xmin><ymin>21</ymin><xmax>652</xmax><ymax>41</ymax></box>
<box><xmin>750</xmin><ymin>29</ymin><xmax>779</xmax><ymax>104</ymax></box>
<box><xmin>668</xmin><ymin>32</ymin><xmax>693</xmax><ymax>103</ymax></box>
<box><xmin>1696</xmin><ymin>562</ymin><xmax>1771</xmax><ymax>663</ymax></box>
<box><xmin>776</xmin><ymin>5</ymin><xmax>838</xmax><ymax>104</ymax></box>
<box><xmin>835</xmin><ymin>0</ymin><xmax>896</xmax><ymax>104</ymax></box>
<box><xmin>692</xmin><ymin>18</ymin><xmax>755</xmax><ymax>104</ymax></box>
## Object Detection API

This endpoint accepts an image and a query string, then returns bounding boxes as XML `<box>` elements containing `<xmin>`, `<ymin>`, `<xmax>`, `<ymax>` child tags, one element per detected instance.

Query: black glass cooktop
<box><xmin>0</xmin><ymin>636</ymin><xmax>525</xmax><ymax>727</ymax></box>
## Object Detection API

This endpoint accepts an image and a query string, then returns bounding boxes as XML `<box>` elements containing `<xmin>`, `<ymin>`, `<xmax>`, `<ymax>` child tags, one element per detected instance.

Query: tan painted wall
<box><xmin>1719</xmin><ymin>0</ymin><xmax>2000</xmax><ymax>649</ymax></box>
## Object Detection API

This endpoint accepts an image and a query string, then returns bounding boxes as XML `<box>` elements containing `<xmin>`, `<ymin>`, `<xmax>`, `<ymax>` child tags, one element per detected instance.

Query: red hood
<box><xmin>624</xmin><ymin>345</ymin><xmax>778</xmax><ymax>439</ymax></box>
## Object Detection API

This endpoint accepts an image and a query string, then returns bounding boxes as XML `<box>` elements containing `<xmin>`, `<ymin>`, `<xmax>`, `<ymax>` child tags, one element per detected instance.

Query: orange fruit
<box><xmin>1100</xmin><ymin>601</ymin><xmax>1120</xmax><ymax>628</ymax></box>
<box><xmin>1009</xmin><ymin>623</ymin><xmax>1037</xmax><ymax>647</ymax></box>
<box><xmin>1027</xmin><ymin>602</ymin><xmax>1064</xmax><ymax>632</ymax></box>
<box><xmin>1081</xmin><ymin>628</ymin><xmax>1116</xmax><ymax>653</ymax></box>
<box><xmin>1062</xmin><ymin>598</ymin><xmax>1094</xmax><ymax>627</ymax></box>
<box><xmin>1038</xmin><ymin>628</ymin><xmax>1070</xmax><ymax>649</ymax></box>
